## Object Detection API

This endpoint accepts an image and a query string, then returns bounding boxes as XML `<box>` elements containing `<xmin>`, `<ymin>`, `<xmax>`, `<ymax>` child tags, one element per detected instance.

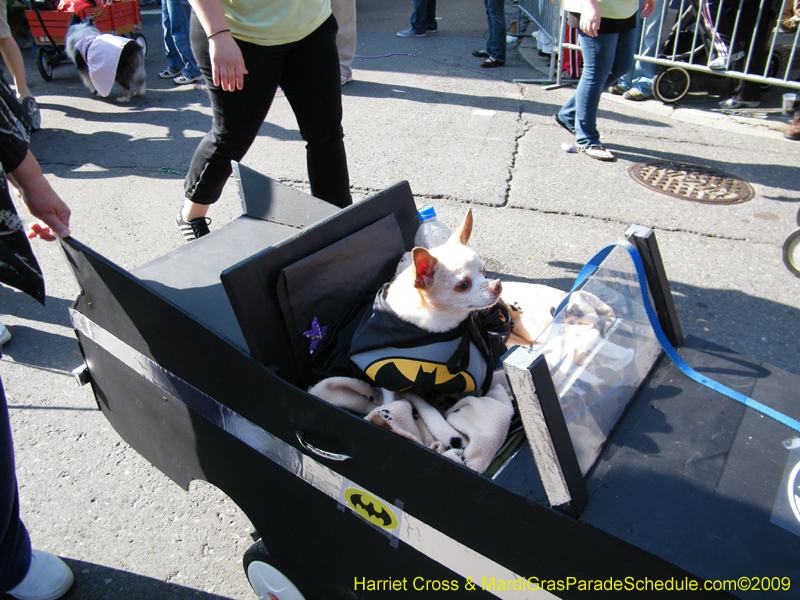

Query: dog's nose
<box><xmin>490</xmin><ymin>279</ymin><xmax>502</xmax><ymax>295</ymax></box>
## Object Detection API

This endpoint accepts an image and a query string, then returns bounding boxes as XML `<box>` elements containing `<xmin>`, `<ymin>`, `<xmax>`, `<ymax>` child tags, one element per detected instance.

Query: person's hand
<box><xmin>8</xmin><ymin>151</ymin><xmax>71</xmax><ymax>241</ymax></box>
<box><xmin>22</xmin><ymin>187</ymin><xmax>71</xmax><ymax>240</ymax></box>
<box><xmin>209</xmin><ymin>32</ymin><xmax>248</xmax><ymax>92</ymax></box>
<box><xmin>580</xmin><ymin>0</ymin><xmax>601</xmax><ymax>37</ymax></box>
<box><xmin>641</xmin><ymin>0</ymin><xmax>655</xmax><ymax>19</ymax></box>
<box><xmin>27</xmin><ymin>222</ymin><xmax>65</xmax><ymax>241</ymax></box>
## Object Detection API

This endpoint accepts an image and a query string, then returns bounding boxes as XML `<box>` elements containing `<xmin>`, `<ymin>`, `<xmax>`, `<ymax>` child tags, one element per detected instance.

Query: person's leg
<box><xmin>409</xmin><ymin>0</ymin><xmax>428</xmax><ymax>33</ymax></box>
<box><xmin>607</xmin><ymin>26</ymin><xmax>638</xmax><ymax>88</ymax></box>
<box><xmin>484</xmin><ymin>0</ymin><xmax>506</xmax><ymax>62</ymax></box>
<box><xmin>573</xmin><ymin>30</ymin><xmax>619</xmax><ymax>147</ymax></box>
<box><xmin>721</xmin><ymin>0</ymin><xmax>774</xmax><ymax>106</ymax></box>
<box><xmin>629</xmin><ymin>0</ymin><xmax>664</xmax><ymax>96</ymax></box>
<box><xmin>0</xmin><ymin>0</ymin><xmax>31</xmax><ymax>101</ymax></box>
<box><xmin>280</xmin><ymin>16</ymin><xmax>352</xmax><ymax>208</ymax></box>
<box><xmin>557</xmin><ymin>92</ymin><xmax>578</xmax><ymax>133</ymax></box>
<box><xmin>183</xmin><ymin>13</ymin><xmax>282</xmax><ymax>219</ymax></box>
<box><xmin>161</xmin><ymin>0</ymin><xmax>184</xmax><ymax>74</ymax></box>
<box><xmin>170</xmin><ymin>0</ymin><xmax>202</xmax><ymax>80</ymax></box>
<box><xmin>0</xmin><ymin>0</ymin><xmax>29</xmax><ymax>99</ymax></box>
<box><xmin>618</xmin><ymin>7</ymin><xmax>644</xmax><ymax>91</ymax></box>
<box><xmin>0</xmin><ymin>380</ymin><xmax>31</xmax><ymax>594</ymax></box>
<box><xmin>331</xmin><ymin>0</ymin><xmax>357</xmax><ymax>83</ymax></box>
<box><xmin>424</xmin><ymin>0</ymin><xmax>437</xmax><ymax>31</ymax></box>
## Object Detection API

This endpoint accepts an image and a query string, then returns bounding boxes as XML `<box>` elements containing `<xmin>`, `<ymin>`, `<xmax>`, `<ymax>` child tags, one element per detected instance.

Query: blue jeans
<box><xmin>162</xmin><ymin>0</ymin><xmax>201</xmax><ymax>78</ymax></box>
<box><xmin>557</xmin><ymin>27</ymin><xmax>637</xmax><ymax>147</ymax></box>
<box><xmin>619</xmin><ymin>0</ymin><xmax>664</xmax><ymax>97</ymax></box>
<box><xmin>0</xmin><ymin>380</ymin><xmax>31</xmax><ymax>594</ymax></box>
<box><xmin>410</xmin><ymin>0</ymin><xmax>437</xmax><ymax>33</ymax></box>
<box><xmin>484</xmin><ymin>0</ymin><xmax>506</xmax><ymax>62</ymax></box>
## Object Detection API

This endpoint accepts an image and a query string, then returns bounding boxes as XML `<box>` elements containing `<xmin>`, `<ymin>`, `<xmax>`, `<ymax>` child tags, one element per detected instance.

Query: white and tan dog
<box><xmin>349</xmin><ymin>209</ymin><xmax>504</xmax><ymax>405</ymax></box>
<box><xmin>386</xmin><ymin>208</ymin><xmax>503</xmax><ymax>334</ymax></box>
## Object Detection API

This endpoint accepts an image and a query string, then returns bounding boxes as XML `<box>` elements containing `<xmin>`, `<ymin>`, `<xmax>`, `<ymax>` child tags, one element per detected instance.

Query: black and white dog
<box><xmin>66</xmin><ymin>15</ymin><xmax>146</xmax><ymax>102</ymax></box>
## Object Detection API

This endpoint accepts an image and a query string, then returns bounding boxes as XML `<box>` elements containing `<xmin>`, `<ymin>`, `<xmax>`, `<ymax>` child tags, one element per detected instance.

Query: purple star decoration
<box><xmin>303</xmin><ymin>317</ymin><xmax>328</xmax><ymax>354</ymax></box>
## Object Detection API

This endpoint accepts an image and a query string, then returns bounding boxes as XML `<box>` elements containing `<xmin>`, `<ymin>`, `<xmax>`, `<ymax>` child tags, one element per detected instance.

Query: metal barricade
<box><xmin>532</xmin><ymin>0</ymin><xmax>800</xmax><ymax>100</ymax></box>
<box><xmin>515</xmin><ymin>0</ymin><xmax>564</xmax><ymax>82</ymax></box>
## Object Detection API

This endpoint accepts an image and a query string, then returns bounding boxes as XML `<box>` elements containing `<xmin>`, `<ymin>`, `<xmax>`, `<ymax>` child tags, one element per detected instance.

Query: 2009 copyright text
<box><xmin>353</xmin><ymin>576</ymin><xmax>792</xmax><ymax>593</ymax></box>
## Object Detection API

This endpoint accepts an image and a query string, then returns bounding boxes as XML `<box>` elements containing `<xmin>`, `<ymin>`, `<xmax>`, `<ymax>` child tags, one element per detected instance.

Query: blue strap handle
<box><xmin>558</xmin><ymin>241</ymin><xmax>800</xmax><ymax>434</ymax></box>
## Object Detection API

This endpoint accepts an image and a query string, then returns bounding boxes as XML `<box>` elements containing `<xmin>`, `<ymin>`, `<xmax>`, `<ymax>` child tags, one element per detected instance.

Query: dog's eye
<box><xmin>457</xmin><ymin>279</ymin><xmax>471</xmax><ymax>291</ymax></box>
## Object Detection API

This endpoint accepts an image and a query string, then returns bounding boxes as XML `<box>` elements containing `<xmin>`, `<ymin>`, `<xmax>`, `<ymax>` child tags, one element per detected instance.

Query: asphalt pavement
<box><xmin>1</xmin><ymin>0</ymin><xmax>799</xmax><ymax>598</ymax></box>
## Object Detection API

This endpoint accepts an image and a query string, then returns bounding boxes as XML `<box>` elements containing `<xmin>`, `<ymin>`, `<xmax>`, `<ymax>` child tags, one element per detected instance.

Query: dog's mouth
<box><xmin>469</xmin><ymin>295</ymin><xmax>501</xmax><ymax>311</ymax></box>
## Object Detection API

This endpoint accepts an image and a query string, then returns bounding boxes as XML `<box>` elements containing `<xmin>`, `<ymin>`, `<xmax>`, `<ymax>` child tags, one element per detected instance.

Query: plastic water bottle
<box><xmin>414</xmin><ymin>206</ymin><xmax>452</xmax><ymax>249</ymax></box>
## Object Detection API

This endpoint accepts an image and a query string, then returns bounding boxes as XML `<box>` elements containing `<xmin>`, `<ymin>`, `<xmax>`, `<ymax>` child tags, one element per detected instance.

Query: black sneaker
<box><xmin>176</xmin><ymin>212</ymin><xmax>211</xmax><ymax>241</ymax></box>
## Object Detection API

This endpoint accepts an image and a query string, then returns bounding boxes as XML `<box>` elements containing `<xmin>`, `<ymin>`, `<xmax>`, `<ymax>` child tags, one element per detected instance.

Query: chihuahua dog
<box><xmin>349</xmin><ymin>209</ymin><xmax>503</xmax><ymax>404</ymax></box>
<box><xmin>386</xmin><ymin>209</ymin><xmax>502</xmax><ymax>333</ymax></box>
<box><xmin>66</xmin><ymin>15</ymin><xmax>146</xmax><ymax>103</ymax></box>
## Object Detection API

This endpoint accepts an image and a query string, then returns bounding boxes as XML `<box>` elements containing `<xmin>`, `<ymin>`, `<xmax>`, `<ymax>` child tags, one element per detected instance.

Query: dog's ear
<box><xmin>412</xmin><ymin>247</ymin><xmax>438</xmax><ymax>289</ymax></box>
<box><xmin>450</xmin><ymin>208</ymin><xmax>473</xmax><ymax>245</ymax></box>
<box><xmin>69</xmin><ymin>14</ymin><xmax>80</xmax><ymax>25</ymax></box>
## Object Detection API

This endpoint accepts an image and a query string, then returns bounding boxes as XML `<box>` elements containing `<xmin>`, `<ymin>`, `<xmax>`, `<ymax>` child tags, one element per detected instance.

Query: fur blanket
<box><xmin>308</xmin><ymin>377</ymin><xmax>513</xmax><ymax>474</ymax></box>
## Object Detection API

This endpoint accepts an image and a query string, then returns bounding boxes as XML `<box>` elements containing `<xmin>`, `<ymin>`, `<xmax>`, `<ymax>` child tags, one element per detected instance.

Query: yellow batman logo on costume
<box><xmin>344</xmin><ymin>488</ymin><xmax>399</xmax><ymax>530</ymax></box>
<box><xmin>364</xmin><ymin>358</ymin><xmax>477</xmax><ymax>394</ymax></box>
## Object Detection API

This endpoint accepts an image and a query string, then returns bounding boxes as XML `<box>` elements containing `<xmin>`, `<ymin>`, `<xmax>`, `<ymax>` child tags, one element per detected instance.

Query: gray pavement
<box><xmin>1</xmin><ymin>0</ymin><xmax>799</xmax><ymax>598</ymax></box>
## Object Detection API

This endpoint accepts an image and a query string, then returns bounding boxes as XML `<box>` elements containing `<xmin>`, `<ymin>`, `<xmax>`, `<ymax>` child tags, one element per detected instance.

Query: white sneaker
<box><xmin>708</xmin><ymin>51</ymin><xmax>744</xmax><ymax>70</ymax></box>
<box><xmin>7</xmin><ymin>550</ymin><xmax>74</xmax><ymax>600</ymax></box>
<box><xmin>0</xmin><ymin>322</ymin><xmax>10</xmax><ymax>345</ymax></box>
<box><xmin>719</xmin><ymin>97</ymin><xmax>761</xmax><ymax>109</ymax></box>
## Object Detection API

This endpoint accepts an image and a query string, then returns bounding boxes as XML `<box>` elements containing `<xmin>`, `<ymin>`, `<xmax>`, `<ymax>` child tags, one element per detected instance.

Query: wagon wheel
<box><xmin>36</xmin><ymin>48</ymin><xmax>53</xmax><ymax>81</ymax></box>
<box><xmin>243</xmin><ymin>539</ymin><xmax>306</xmax><ymax>600</ymax></box>
<box><xmin>783</xmin><ymin>229</ymin><xmax>800</xmax><ymax>278</ymax></box>
<box><xmin>653</xmin><ymin>66</ymin><xmax>691</xmax><ymax>104</ymax></box>
<box><xmin>760</xmin><ymin>51</ymin><xmax>783</xmax><ymax>91</ymax></box>
<box><xmin>132</xmin><ymin>33</ymin><xmax>147</xmax><ymax>57</ymax></box>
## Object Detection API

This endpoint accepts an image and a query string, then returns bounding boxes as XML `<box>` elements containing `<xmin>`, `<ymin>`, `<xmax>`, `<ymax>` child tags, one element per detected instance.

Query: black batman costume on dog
<box><xmin>310</xmin><ymin>284</ymin><xmax>510</xmax><ymax>397</ymax></box>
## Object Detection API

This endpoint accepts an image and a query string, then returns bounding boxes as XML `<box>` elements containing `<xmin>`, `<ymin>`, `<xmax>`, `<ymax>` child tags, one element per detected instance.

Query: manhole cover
<box><xmin>629</xmin><ymin>160</ymin><xmax>755</xmax><ymax>204</ymax></box>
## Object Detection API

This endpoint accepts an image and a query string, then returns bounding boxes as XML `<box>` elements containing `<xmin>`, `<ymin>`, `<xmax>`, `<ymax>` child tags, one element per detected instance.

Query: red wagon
<box><xmin>24</xmin><ymin>0</ymin><xmax>146</xmax><ymax>81</ymax></box>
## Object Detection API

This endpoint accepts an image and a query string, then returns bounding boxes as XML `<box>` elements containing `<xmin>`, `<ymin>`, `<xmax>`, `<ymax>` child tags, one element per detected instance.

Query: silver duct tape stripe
<box><xmin>69</xmin><ymin>309</ymin><xmax>344</xmax><ymax>501</ymax></box>
<box><xmin>400</xmin><ymin>515</ymin><xmax>557</xmax><ymax>599</ymax></box>
<box><xmin>70</xmin><ymin>309</ymin><xmax>557</xmax><ymax>600</ymax></box>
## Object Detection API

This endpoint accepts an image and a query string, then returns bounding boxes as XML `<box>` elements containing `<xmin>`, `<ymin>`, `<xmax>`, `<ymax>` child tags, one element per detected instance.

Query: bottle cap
<box><xmin>418</xmin><ymin>206</ymin><xmax>436</xmax><ymax>220</ymax></box>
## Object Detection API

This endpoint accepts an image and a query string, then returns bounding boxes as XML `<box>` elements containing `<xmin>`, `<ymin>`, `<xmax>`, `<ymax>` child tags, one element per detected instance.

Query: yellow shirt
<box><xmin>224</xmin><ymin>0</ymin><xmax>332</xmax><ymax>46</ymax></box>
<box><xmin>563</xmin><ymin>0</ymin><xmax>638</xmax><ymax>21</ymax></box>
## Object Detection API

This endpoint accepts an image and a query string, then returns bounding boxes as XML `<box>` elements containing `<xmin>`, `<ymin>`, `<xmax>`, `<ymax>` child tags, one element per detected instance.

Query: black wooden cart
<box><xmin>62</xmin><ymin>165</ymin><xmax>800</xmax><ymax>599</ymax></box>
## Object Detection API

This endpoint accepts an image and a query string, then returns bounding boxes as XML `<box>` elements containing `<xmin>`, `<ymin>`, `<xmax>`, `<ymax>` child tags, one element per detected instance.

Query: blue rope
<box><xmin>559</xmin><ymin>241</ymin><xmax>800</xmax><ymax>434</ymax></box>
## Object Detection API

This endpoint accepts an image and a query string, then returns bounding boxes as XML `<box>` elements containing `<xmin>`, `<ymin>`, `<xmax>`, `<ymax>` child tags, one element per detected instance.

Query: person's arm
<box><xmin>7</xmin><ymin>150</ymin><xmax>71</xmax><ymax>241</ymax></box>
<box><xmin>579</xmin><ymin>0</ymin><xmax>602</xmax><ymax>36</ymax></box>
<box><xmin>188</xmin><ymin>0</ymin><xmax>248</xmax><ymax>91</ymax></box>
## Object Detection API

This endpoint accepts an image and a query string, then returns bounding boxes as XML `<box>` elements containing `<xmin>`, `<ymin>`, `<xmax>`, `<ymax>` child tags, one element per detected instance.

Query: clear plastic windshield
<box><xmin>530</xmin><ymin>246</ymin><xmax>663</xmax><ymax>476</ymax></box>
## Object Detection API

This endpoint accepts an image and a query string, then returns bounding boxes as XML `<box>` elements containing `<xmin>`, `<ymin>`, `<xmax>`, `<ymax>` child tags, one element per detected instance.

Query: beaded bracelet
<box><xmin>207</xmin><ymin>29</ymin><xmax>231</xmax><ymax>40</ymax></box>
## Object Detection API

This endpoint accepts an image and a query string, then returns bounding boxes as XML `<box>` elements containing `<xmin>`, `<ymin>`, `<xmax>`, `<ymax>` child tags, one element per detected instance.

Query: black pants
<box><xmin>733</xmin><ymin>1</ymin><xmax>777</xmax><ymax>101</ymax></box>
<box><xmin>185</xmin><ymin>14</ymin><xmax>352</xmax><ymax>208</ymax></box>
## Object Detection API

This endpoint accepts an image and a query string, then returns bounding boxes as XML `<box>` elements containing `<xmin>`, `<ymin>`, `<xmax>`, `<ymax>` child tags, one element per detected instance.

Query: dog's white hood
<box><xmin>73</xmin><ymin>34</ymin><xmax>129</xmax><ymax>97</ymax></box>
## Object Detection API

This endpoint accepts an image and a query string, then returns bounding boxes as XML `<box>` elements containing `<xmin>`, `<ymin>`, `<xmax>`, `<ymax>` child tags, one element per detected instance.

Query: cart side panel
<box><xmin>62</xmin><ymin>234</ymin><xmax>717</xmax><ymax>600</ymax></box>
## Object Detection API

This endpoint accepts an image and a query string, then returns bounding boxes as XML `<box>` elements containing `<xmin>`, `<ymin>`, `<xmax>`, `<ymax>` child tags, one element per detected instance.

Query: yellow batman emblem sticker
<box><xmin>365</xmin><ymin>358</ymin><xmax>476</xmax><ymax>394</ymax></box>
<box><xmin>344</xmin><ymin>488</ymin><xmax>399</xmax><ymax>530</ymax></box>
